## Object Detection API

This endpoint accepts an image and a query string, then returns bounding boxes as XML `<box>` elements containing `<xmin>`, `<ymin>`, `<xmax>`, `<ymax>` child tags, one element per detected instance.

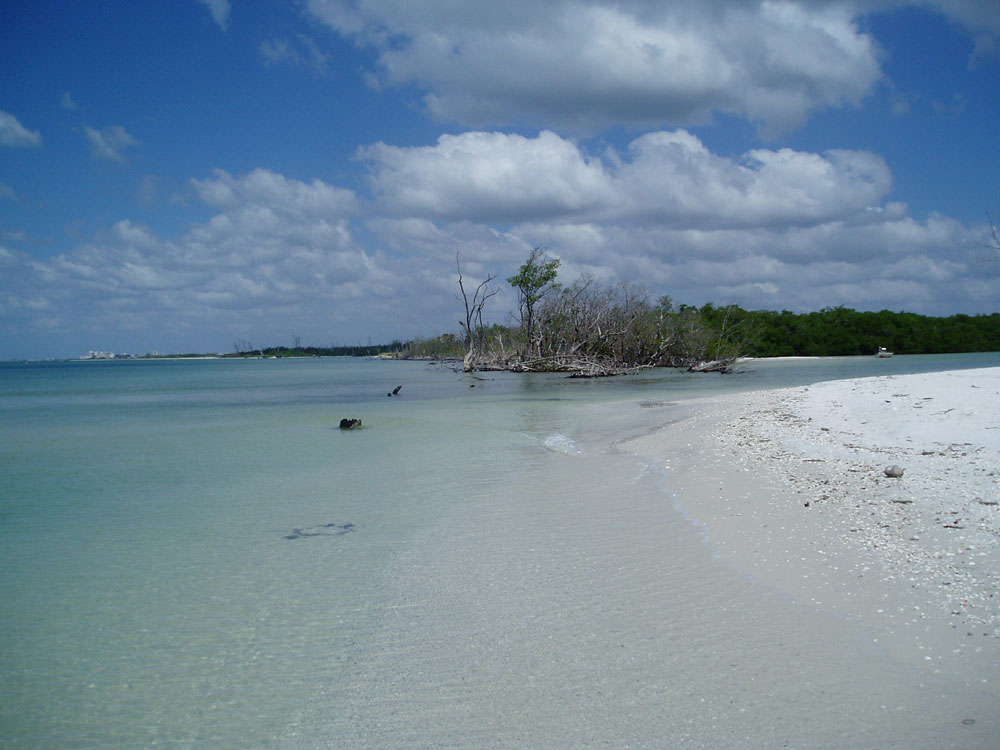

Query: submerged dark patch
<box><xmin>284</xmin><ymin>522</ymin><xmax>355</xmax><ymax>540</ymax></box>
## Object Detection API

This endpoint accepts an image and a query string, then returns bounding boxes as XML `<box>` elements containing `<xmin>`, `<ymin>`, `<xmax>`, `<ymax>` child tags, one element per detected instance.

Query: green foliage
<box><xmin>507</xmin><ymin>248</ymin><xmax>561</xmax><ymax>354</ymax></box>
<box><xmin>525</xmin><ymin>279</ymin><xmax>719</xmax><ymax>368</ymax></box>
<box><xmin>502</xmin><ymin>280</ymin><xmax>1000</xmax><ymax>370</ymax></box>
<box><xmin>401</xmin><ymin>334</ymin><xmax>467</xmax><ymax>360</ymax></box>
<box><xmin>730</xmin><ymin>307</ymin><xmax>1000</xmax><ymax>357</ymax></box>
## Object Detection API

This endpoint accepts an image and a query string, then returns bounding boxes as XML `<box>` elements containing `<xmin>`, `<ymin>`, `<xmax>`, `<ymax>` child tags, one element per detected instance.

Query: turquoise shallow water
<box><xmin>2</xmin><ymin>353</ymin><xmax>999</xmax><ymax>748</ymax></box>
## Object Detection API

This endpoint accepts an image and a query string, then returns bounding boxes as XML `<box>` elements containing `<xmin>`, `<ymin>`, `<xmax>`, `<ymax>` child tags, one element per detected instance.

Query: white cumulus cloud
<box><xmin>84</xmin><ymin>125</ymin><xmax>140</xmax><ymax>163</ymax></box>
<box><xmin>190</xmin><ymin>168</ymin><xmax>359</xmax><ymax>223</ymax></box>
<box><xmin>361</xmin><ymin>129</ymin><xmax>894</xmax><ymax>229</ymax></box>
<box><xmin>308</xmin><ymin>1</ymin><xmax>1000</xmax><ymax>134</ymax></box>
<box><xmin>0</xmin><ymin>110</ymin><xmax>42</xmax><ymax>148</ymax></box>
<box><xmin>198</xmin><ymin>0</ymin><xmax>231</xmax><ymax>31</ymax></box>
<box><xmin>359</xmin><ymin>131</ymin><xmax>612</xmax><ymax>222</ymax></box>
<box><xmin>355</xmin><ymin>127</ymin><xmax>997</xmax><ymax>320</ymax></box>
<box><xmin>308</xmin><ymin>0</ymin><xmax>884</xmax><ymax>135</ymax></box>
<box><xmin>260</xmin><ymin>35</ymin><xmax>330</xmax><ymax>72</ymax></box>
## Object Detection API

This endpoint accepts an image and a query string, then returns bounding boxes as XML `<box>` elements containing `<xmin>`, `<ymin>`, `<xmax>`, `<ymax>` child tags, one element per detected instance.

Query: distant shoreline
<box><xmin>4</xmin><ymin>350</ymin><xmax>998</xmax><ymax>366</ymax></box>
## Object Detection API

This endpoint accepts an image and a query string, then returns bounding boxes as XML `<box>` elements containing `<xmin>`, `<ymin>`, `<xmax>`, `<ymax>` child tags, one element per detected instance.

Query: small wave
<box><xmin>543</xmin><ymin>433</ymin><xmax>584</xmax><ymax>456</ymax></box>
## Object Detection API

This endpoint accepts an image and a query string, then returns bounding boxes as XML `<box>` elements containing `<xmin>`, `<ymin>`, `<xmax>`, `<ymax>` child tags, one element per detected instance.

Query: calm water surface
<box><xmin>2</xmin><ymin>353</ymin><xmax>998</xmax><ymax>748</ymax></box>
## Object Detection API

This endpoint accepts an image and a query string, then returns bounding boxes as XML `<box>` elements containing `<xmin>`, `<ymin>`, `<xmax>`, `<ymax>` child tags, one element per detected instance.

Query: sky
<box><xmin>1</xmin><ymin>0</ymin><xmax>999</xmax><ymax>359</ymax></box>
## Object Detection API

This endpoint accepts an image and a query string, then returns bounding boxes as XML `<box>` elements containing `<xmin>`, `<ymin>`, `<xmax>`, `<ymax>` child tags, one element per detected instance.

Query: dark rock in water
<box><xmin>285</xmin><ymin>522</ymin><xmax>356</xmax><ymax>540</ymax></box>
<box><xmin>884</xmin><ymin>464</ymin><xmax>905</xmax><ymax>478</ymax></box>
<box><xmin>339</xmin><ymin>418</ymin><xmax>362</xmax><ymax>429</ymax></box>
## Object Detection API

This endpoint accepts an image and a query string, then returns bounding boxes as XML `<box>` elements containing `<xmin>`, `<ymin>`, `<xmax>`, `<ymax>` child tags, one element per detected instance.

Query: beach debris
<box><xmin>975</xmin><ymin>497</ymin><xmax>998</xmax><ymax>506</ymax></box>
<box><xmin>883</xmin><ymin>464</ymin><xmax>905</xmax><ymax>478</ymax></box>
<box><xmin>688</xmin><ymin>357</ymin><xmax>740</xmax><ymax>374</ymax></box>
<box><xmin>339</xmin><ymin>418</ymin><xmax>363</xmax><ymax>429</ymax></box>
<box><xmin>285</xmin><ymin>522</ymin><xmax>355</xmax><ymax>540</ymax></box>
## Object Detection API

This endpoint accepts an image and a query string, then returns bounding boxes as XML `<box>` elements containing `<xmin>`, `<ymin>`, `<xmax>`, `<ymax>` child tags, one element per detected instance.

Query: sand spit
<box><xmin>632</xmin><ymin>367</ymin><xmax>1000</xmax><ymax>696</ymax></box>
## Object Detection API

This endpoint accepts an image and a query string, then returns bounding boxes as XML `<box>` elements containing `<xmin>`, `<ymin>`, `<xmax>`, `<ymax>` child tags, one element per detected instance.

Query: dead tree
<box><xmin>988</xmin><ymin>210</ymin><xmax>1000</xmax><ymax>257</ymax></box>
<box><xmin>456</xmin><ymin>252</ymin><xmax>499</xmax><ymax>370</ymax></box>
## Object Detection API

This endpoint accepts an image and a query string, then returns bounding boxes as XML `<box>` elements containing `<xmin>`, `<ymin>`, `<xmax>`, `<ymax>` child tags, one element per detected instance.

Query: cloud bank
<box><xmin>309</xmin><ymin>0</ymin><xmax>886</xmax><ymax>135</ymax></box>
<box><xmin>360</xmin><ymin>130</ymin><xmax>895</xmax><ymax>230</ymax></box>
<box><xmin>3</xmin><ymin>132</ymin><xmax>993</xmax><ymax>357</ymax></box>
<box><xmin>307</xmin><ymin>1</ymin><xmax>1000</xmax><ymax>134</ymax></box>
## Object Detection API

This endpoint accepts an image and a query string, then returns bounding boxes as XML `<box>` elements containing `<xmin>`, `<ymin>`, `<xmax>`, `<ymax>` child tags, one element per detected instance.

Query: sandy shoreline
<box><xmin>627</xmin><ymin>367</ymin><xmax>1000</xmax><ymax>697</ymax></box>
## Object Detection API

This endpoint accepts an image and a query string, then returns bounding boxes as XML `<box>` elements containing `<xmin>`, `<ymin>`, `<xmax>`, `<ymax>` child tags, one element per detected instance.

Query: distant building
<box><xmin>83</xmin><ymin>350</ymin><xmax>140</xmax><ymax>360</ymax></box>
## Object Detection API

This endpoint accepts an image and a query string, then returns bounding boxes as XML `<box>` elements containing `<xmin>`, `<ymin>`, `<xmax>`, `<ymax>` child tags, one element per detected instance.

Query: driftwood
<box><xmin>469</xmin><ymin>353</ymin><xmax>652</xmax><ymax>378</ymax></box>
<box><xmin>463</xmin><ymin>348</ymin><xmax>477</xmax><ymax>372</ymax></box>
<box><xmin>459</xmin><ymin>341</ymin><xmax>743</xmax><ymax>378</ymax></box>
<box><xmin>687</xmin><ymin>357</ymin><xmax>741</xmax><ymax>374</ymax></box>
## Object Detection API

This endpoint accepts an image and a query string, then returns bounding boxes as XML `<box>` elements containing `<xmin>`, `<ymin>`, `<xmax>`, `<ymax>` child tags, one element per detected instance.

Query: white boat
<box><xmin>876</xmin><ymin>347</ymin><xmax>893</xmax><ymax>358</ymax></box>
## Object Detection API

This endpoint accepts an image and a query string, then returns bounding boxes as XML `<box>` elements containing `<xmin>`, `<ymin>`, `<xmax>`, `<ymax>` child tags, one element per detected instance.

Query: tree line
<box><xmin>402</xmin><ymin>249</ymin><xmax>1000</xmax><ymax>374</ymax></box>
<box><xmin>725</xmin><ymin>305</ymin><xmax>1000</xmax><ymax>357</ymax></box>
<box><xmin>224</xmin><ymin>247</ymin><xmax>1000</xmax><ymax>369</ymax></box>
<box><xmin>228</xmin><ymin>341</ymin><xmax>407</xmax><ymax>358</ymax></box>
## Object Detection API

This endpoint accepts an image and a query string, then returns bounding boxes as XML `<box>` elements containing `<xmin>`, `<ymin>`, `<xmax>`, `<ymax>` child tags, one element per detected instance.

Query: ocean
<box><xmin>2</xmin><ymin>353</ymin><xmax>999</xmax><ymax>748</ymax></box>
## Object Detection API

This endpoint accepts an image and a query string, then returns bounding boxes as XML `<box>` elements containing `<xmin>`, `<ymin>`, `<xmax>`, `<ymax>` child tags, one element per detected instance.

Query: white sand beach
<box><xmin>628</xmin><ymin>367</ymin><xmax>1000</xmax><ymax>705</ymax></box>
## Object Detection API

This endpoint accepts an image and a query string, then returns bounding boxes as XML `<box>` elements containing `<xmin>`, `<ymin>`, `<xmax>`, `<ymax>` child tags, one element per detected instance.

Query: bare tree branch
<box><xmin>456</xmin><ymin>252</ymin><xmax>498</xmax><ymax>369</ymax></box>
<box><xmin>988</xmin><ymin>210</ymin><xmax>1000</xmax><ymax>255</ymax></box>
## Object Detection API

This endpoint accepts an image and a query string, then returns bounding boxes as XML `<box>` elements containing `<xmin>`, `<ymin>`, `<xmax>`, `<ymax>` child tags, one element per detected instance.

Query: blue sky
<box><xmin>1</xmin><ymin>0</ymin><xmax>998</xmax><ymax>359</ymax></box>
